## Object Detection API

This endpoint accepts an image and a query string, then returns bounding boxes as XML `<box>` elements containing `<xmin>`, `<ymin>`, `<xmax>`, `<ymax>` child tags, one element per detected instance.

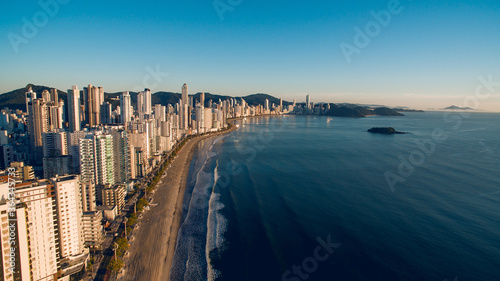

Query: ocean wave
<box><xmin>206</xmin><ymin>161</ymin><xmax>228</xmax><ymax>281</ymax></box>
<box><xmin>170</xmin><ymin>138</ymin><xmax>228</xmax><ymax>281</ymax></box>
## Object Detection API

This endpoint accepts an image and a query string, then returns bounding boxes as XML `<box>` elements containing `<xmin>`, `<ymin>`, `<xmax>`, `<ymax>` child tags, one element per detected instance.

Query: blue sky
<box><xmin>1</xmin><ymin>0</ymin><xmax>500</xmax><ymax>110</ymax></box>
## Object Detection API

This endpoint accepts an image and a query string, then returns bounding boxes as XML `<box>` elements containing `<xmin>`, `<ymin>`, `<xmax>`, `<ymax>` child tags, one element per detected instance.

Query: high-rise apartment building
<box><xmin>111</xmin><ymin>129</ymin><xmax>132</xmax><ymax>184</ymax></box>
<box><xmin>51</xmin><ymin>176</ymin><xmax>85</xmax><ymax>257</ymax></box>
<box><xmin>84</xmin><ymin>85</ymin><xmax>102</xmax><ymax>127</ymax></box>
<box><xmin>43</xmin><ymin>156</ymin><xmax>71</xmax><ymax>179</ymax></box>
<box><xmin>43</xmin><ymin>131</ymin><xmax>71</xmax><ymax>178</ymax></box>
<box><xmin>51</xmin><ymin>175</ymin><xmax>88</xmax><ymax>278</ymax></box>
<box><xmin>79</xmin><ymin>132</ymin><xmax>115</xmax><ymax>186</ymax></box>
<box><xmin>25</xmin><ymin>86</ymin><xmax>36</xmax><ymax>116</ymax></box>
<box><xmin>67</xmin><ymin>86</ymin><xmax>81</xmax><ymax>132</ymax></box>
<box><xmin>100</xmin><ymin>102</ymin><xmax>113</xmax><ymax>124</ymax></box>
<box><xmin>27</xmin><ymin>98</ymin><xmax>49</xmax><ymax>165</ymax></box>
<box><xmin>42</xmin><ymin>131</ymin><xmax>67</xmax><ymax>157</ymax></box>
<box><xmin>182</xmin><ymin>83</ymin><xmax>188</xmax><ymax>105</ymax></box>
<box><xmin>0</xmin><ymin>180</ymin><xmax>30</xmax><ymax>281</ymax></box>
<box><xmin>143</xmin><ymin>88</ymin><xmax>152</xmax><ymax>115</ymax></box>
<box><xmin>15</xmin><ymin>180</ymin><xmax>59</xmax><ymax>281</ymax></box>
<box><xmin>67</xmin><ymin>131</ymin><xmax>87</xmax><ymax>174</ymax></box>
<box><xmin>50</xmin><ymin>89</ymin><xmax>58</xmax><ymax>106</ymax></box>
<box><xmin>200</xmin><ymin>92</ymin><xmax>205</xmax><ymax>108</ymax></box>
<box><xmin>120</xmin><ymin>91</ymin><xmax>132</xmax><ymax>124</ymax></box>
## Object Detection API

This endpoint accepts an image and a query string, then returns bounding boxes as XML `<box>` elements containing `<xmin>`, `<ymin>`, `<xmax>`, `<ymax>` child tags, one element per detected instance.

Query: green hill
<box><xmin>0</xmin><ymin>85</ymin><xmax>292</xmax><ymax>112</ymax></box>
<box><xmin>0</xmin><ymin>84</ymin><xmax>67</xmax><ymax>111</ymax></box>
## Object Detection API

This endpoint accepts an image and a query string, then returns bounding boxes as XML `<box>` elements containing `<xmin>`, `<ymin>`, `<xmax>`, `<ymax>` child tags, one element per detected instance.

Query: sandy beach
<box><xmin>119</xmin><ymin>126</ymin><xmax>237</xmax><ymax>281</ymax></box>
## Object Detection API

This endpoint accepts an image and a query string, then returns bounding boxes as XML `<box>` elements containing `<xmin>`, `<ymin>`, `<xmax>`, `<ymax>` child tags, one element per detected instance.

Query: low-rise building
<box><xmin>82</xmin><ymin>211</ymin><xmax>104</xmax><ymax>250</ymax></box>
<box><xmin>102</xmin><ymin>184</ymin><xmax>126</xmax><ymax>213</ymax></box>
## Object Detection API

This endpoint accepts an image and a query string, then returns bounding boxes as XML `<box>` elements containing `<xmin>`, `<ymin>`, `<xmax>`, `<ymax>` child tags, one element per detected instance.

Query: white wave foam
<box><xmin>206</xmin><ymin>161</ymin><xmax>228</xmax><ymax>281</ymax></box>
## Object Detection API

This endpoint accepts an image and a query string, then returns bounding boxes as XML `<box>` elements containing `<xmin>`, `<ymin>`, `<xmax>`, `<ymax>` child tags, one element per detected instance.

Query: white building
<box><xmin>120</xmin><ymin>91</ymin><xmax>132</xmax><ymax>124</ymax></box>
<box><xmin>143</xmin><ymin>88</ymin><xmax>152</xmax><ymax>115</ymax></box>
<box><xmin>204</xmin><ymin>108</ymin><xmax>213</xmax><ymax>131</ymax></box>
<box><xmin>51</xmin><ymin>175</ymin><xmax>85</xmax><ymax>258</ymax></box>
<box><xmin>0</xmin><ymin>180</ymin><xmax>30</xmax><ymax>281</ymax></box>
<box><xmin>15</xmin><ymin>180</ymin><xmax>59</xmax><ymax>281</ymax></box>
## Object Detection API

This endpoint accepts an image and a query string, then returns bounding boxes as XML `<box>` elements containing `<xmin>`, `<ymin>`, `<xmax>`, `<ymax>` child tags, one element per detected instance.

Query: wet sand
<box><xmin>119</xmin><ymin>126</ymin><xmax>236</xmax><ymax>281</ymax></box>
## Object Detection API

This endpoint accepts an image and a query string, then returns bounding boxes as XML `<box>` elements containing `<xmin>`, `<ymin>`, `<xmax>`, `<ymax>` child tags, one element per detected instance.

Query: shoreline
<box><xmin>120</xmin><ymin>125</ymin><xmax>237</xmax><ymax>281</ymax></box>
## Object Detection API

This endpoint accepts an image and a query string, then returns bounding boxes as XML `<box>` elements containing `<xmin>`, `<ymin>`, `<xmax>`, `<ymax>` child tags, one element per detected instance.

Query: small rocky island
<box><xmin>367</xmin><ymin>127</ymin><xmax>407</xmax><ymax>135</ymax></box>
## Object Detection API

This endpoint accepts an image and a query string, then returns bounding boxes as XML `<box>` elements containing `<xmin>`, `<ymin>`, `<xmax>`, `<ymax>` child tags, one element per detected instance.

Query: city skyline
<box><xmin>1</xmin><ymin>1</ymin><xmax>500</xmax><ymax>111</ymax></box>
<box><xmin>1</xmin><ymin>2</ymin><xmax>499</xmax><ymax>280</ymax></box>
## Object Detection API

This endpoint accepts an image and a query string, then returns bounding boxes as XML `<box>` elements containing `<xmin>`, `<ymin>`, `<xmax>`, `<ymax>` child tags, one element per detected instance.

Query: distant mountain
<box><xmin>0</xmin><ymin>84</ymin><xmax>67</xmax><ymax>111</ymax></box>
<box><xmin>393</xmin><ymin>108</ymin><xmax>425</xmax><ymax>113</ymax></box>
<box><xmin>372</xmin><ymin>107</ymin><xmax>404</xmax><ymax>116</ymax></box>
<box><xmin>326</xmin><ymin>106</ymin><xmax>403</xmax><ymax>117</ymax></box>
<box><xmin>443</xmin><ymin>105</ymin><xmax>475</xmax><ymax>110</ymax></box>
<box><xmin>0</xmin><ymin>85</ymin><xmax>292</xmax><ymax>112</ymax></box>
<box><xmin>241</xmin><ymin>93</ymin><xmax>292</xmax><ymax>107</ymax></box>
<box><xmin>0</xmin><ymin>85</ymin><xmax>402</xmax><ymax>118</ymax></box>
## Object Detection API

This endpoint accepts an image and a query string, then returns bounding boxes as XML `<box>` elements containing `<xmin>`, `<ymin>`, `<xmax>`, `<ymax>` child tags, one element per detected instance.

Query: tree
<box><xmin>115</xmin><ymin>237</ymin><xmax>129</xmax><ymax>256</ymax></box>
<box><xmin>136</xmin><ymin>198</ymin><xmax>149</xmax><ymax>212</ymax></box>
<box><xmin>108</xmin><ymin>257</ymin><xmax>124</xmax><ymax>274</ymax></box>
<box><xmin>87</xmin><ymin>260</ymin><xmax>93</xmax><ymax>272</ymax></box>
<box><xmin>126</xmin><ymin>214</ymin><xmax>137</xmax><ymax>227</ymax></box>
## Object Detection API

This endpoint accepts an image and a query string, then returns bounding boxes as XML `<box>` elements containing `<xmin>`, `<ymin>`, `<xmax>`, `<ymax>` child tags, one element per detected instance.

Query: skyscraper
<box><xmin>42</xmin><ymin>131</ymin><xmax>71</xmax><ymax>178</ymax></box>
<box><xmin>25</xmin><ymin>86</ymin><xmax>36</xmax><ymax>115</ymax></box>
<box><xmin>111</xmin><ymin>129</ymin><xmax>132</xmax><ymax>184</ymax></box>
<box><xmin>42</xmin><ymin>131</ymin><xmax>67</xmax><ymax>157</ymax></box>
<box><xmin>67</xmin><ymin>85</ymin><xmax>81</xmax><ymax>132</ymax></box>
<box><xmin>27</xmin><ymin>98</ymin><xmax>49</xmax><ymax>165</ymax></box>
<box><xmin>154</xmin><ymin>104</ymin><xmax>166</xmax><ymax>122</ymax></box>
<box><xmin>120</xmin><ymin>91</ymin><xmax>132</xmax><ymax>124</ymax></box>
<box><xmin>306</xmin><ymin>94</ymin><xmax>311</xmax><ymax>113</ymax></box>
<box><xmin>48</xmin><ymin>103</ymin><xmax>63</xmax><ymax>130</ymax></box>
<box><xmin>182</xmin><ymin>83</ymin><xmax>188</xmax><ymax>105</ymax></box>
<box><xmin>94</xmin><ymin>86</ymin><xmax>103</xmax><ymax>125</ymax></box>
<box><xmin>50</xmin><ymin>88</ymin><xmax>58</xmax><ymax>106</ymax></box>
<box><xmin>52</xmin><ymin>176</ymin><xmax>85</xmax><ymax>256</ymax></box>
<box><xmin>15</xmin><ymin>180</ymin><xmax>59</xmax><ymax>281</ymax></box>
<box><xmin>100</xmin><ymin>102</ymin><xmax>112</xmax><ymax>124</ymax></box>
<box><xmin>81</xmin><ymin>180</ymin><xmax>96</xmax><ymax>212</ymax></box>
<box><xmin>180</xmin><ymin>84</ymin><xmax>189</xmax><ymax>130</ymax></box>
<box><xmin>200</xmin><ymin>92</ymin><xmax>205</xmax><ymax>108</ymax></box>
<box><xmin>144</xmin><ymin>88</ymin><xmax>152</xmax><ymax>115</ymax></box>
<box><xmin>41</xmin><ymin>89</ymin><xmax>51</xmax><ymax>103</ymax></box>
<box><xmin>84</xmin><ymin>85</ymin><xmax>102</xmax><ymax>127</ymax></box>
<box><xmin>137</xmin><ymin>91</ymin><xmax>144</xmax><ymax>122</ymax></box>
<box><xmin>80</xmin><ymin>132</ymin><xmax>115</xmax><ymax>186</ymax></box>
<box><xmin>67</xmin><ymin>130</ymin><xmax>87</xmax><ymax>174</ymax></box>
<box><xmin>0</xmin><ymin>185</ymin><xmax>30</xmax><ymax>281</ymax></box>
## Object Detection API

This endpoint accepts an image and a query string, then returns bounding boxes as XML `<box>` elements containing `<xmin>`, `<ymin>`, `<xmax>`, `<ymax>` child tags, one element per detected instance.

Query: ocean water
<box><xmin>170</xmin><ymin>112</ymin><xmax>500</xmax><ymax>281</ymax></box>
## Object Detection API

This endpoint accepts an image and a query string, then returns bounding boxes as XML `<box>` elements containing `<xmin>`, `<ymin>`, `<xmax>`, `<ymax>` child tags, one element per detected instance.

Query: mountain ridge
<box><xmin>0</xmin><ymin>84</ymin><xmax>403</xmax><ymax>117</ymax></box>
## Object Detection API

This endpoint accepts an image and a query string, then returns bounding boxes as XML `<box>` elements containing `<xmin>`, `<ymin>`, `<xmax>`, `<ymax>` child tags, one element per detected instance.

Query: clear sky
<box><xmin>1</xmin><ymin>0</ymin><xmax>499</xmax><ymax>111</ymax></box>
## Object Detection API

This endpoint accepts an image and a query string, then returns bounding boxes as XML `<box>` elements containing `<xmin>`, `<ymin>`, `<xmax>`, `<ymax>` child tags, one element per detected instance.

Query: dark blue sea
<box><xmin>170</xmin><ymin>112</ymin><xmax>500</xmax><ymax>281</ymax></box>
